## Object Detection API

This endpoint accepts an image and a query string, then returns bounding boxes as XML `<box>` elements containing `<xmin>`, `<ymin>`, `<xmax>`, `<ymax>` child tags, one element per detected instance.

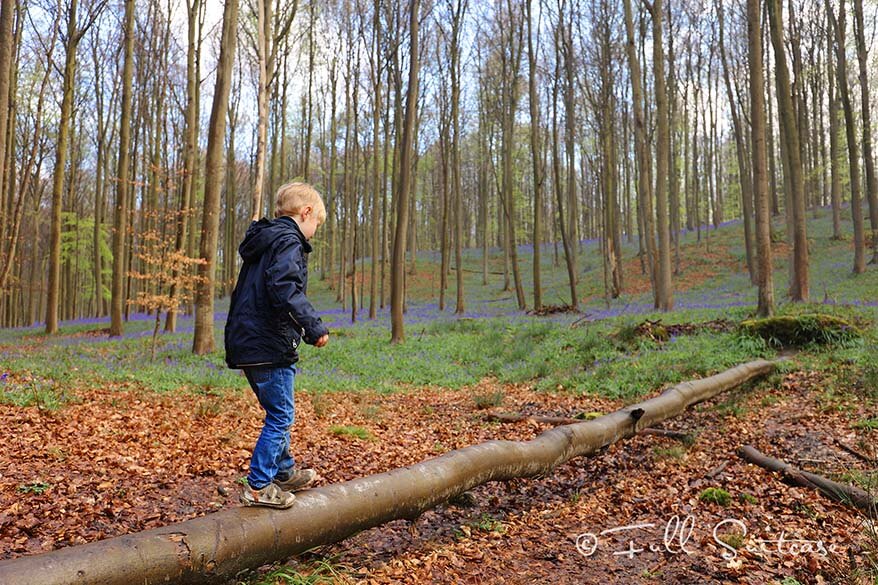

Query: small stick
<box><xmin>738</xmin><ymin>445</ymin><xmax>877</xmax><ymax>516</ymax></box>
<box><xmin>706</xmin><ymin>461</ymin><xmax>728</xmax><ymax>479</ymax></box>
<box><xmin>834</xmin><ymin>438</ymin><xmax>876</xmax><ymax>463</ymax></box>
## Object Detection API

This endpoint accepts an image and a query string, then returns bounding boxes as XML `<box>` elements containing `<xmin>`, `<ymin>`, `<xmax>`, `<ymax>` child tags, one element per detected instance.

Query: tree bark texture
<box><xmin>192</xmin><ymin>0</ymin><xmax>238</xmax><ymax>354</ymax></box>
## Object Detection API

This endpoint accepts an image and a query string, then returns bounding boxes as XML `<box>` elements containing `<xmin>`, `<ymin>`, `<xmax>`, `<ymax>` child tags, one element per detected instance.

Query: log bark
<box><xmin>738</xmin><ymin>445</ymin><xmax>877</xmax><ymax>516</ymax></box>
<box><xmin>0</xmin><ymin>360</ymin><xmax>775</xmax><ymax>584</ymax></box>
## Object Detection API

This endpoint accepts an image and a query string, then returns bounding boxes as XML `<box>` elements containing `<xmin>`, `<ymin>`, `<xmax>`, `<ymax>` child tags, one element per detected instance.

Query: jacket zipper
<box><xmin>288</xmin><ymin>312</ymin><xmax>305</xmax><ymax>337</ymax></box>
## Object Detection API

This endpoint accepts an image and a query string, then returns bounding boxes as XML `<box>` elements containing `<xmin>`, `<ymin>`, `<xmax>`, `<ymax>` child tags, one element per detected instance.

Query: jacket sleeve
<box><xmin>265</xmin><ymin>239</ymin><xmax>329</xmax><ymax>345</ymax></box>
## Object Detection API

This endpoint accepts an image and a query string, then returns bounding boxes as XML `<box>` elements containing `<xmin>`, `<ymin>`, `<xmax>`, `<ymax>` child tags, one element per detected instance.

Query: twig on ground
<box><xmin>738</xmin><ymin>445</ymin><xmax>878</xmax><ymax>516</ymax></box>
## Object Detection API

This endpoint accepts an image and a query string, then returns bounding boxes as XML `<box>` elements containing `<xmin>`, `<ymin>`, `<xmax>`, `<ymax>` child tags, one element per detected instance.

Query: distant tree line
<box><xmin>0</xmin><ymin>0</ymin><xmax>875</xmax><ymax>345</ymax></box>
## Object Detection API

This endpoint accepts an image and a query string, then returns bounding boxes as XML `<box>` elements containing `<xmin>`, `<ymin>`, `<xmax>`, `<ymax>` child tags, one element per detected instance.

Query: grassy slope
<box><xmin>0</xmin><ymin>208</ymin><xmax>875</xmax><ymax>403</ymax></box>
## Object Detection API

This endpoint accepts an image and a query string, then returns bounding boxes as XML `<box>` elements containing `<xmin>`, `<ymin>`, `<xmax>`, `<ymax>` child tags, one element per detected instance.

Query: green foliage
<box><xmin>59</xmin><ymin>212</ymin><xmax>112</xmax><ymax>303</ymax></box>
<box><xmin>472</xmin><ymin>390</ymin><xmax>504</xmax><ymax>409</ymax></box>
<box><xmin>698</xmin><ymin>487</ymin><xmax>732</xmax><ymax>506</ymax></box>
<box><xmin>853</xmin><ymin>418</ymin><xmax>878</xmax><ymax>431</ymax></box>
<box><xmin>714</xmin><ymin>396</ymin><xmax>747</xmax><ymax>418</ymax></box>
<box><xmin>17</xmin><ymin>481</ymin><xmax>51</xmax><ymax>495</ymax></box>
<box><xmin>0</xmin><ymin>377</ymin><xmax>69</xmax><ymax>410</ymax></box>
<box><xmin>239</xmin><ymin>558</ymin><xmax>349</xmax><ymax>585</ymax></box>
<box><xmin>653</xmin><ymin>446</ymin><xmax>686</xmax><ymax>460</ymax></box>
<box><xmin>471</xmin><ymin>513</ymin><xmax>506</xmax><ymax>534</ymax></box>
<box><xmin>740</xmin><ymin>314</ymin><xmax>863</xmax><ymax>348</ymax></box>
<box><xmin>329</xmin><ymin>425</ymin><xmax>374</xmax><ymax>441</ymax></box>
<box><xmin>715</xmin><ymin>530</ymin><xmax>744</xmax><ymax>550</ymax></box>
<box><xmin>738</xmin><ymin>492</ymin><xmax>758</xmax><ymax>505</ymax></box>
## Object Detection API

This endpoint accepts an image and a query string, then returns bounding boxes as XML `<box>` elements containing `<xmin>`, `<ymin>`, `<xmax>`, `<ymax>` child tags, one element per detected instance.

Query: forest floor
<box><xmin>1</xmin><ymin>210</ymin><xmax>877</xmax><ymax>584</ymax></box>
<box><xmin>0</xmin><ymin>358</ymin><xmax>875</xmax><ymax>584</ymax></box>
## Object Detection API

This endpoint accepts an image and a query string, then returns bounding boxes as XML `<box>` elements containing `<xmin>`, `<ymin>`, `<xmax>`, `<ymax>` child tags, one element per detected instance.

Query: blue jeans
<box><xmin>243</xmin><ymin>365</ymin><xmax>297</xmax><ymax>489</ymax></box>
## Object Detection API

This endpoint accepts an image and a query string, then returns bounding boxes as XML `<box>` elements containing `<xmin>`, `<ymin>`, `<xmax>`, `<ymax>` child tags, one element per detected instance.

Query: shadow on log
<box><xmin>0</xmin><ymin>359</ymin><xmax>777</xmax><ymax>585</ymax></box>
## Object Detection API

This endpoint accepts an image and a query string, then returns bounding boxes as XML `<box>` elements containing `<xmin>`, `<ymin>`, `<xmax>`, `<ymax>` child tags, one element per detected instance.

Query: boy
<box><xmin>225</xmin><ymin>182</ymin><xmax>330</xmax><ymax>509</ymax></box>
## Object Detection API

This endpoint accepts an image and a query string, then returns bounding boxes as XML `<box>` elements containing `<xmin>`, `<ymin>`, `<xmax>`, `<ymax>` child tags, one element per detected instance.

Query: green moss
<box><xmin>740</xmin><ymin>314</ymin><xmax>863</xmax><ymax>348</ymax></box>
<box><xmin>698</xmin><ymin>487</ymin><xmax>732</xmax><ymax>506</ymax></box>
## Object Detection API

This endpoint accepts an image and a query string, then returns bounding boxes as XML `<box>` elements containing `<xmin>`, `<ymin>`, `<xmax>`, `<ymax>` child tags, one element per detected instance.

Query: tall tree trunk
<box><xmin>48</xmin><ymin>0</ymin><xmax>84</xmax><ymax>334</ymax></box>
<box><xmin>0</xmin><ymin>0</ymin><xmax>14</xmax><ymax>233</ymax></box>
<box><xmin>749</xmin><ymin>0</ymin><xmax>775</xmax><ymax>317</ymax></box>
<box><xmin>390</xmin><ymin>0</ymin><xmax>419</xmax><ymax>343</ymax></box>
<box><xmin>829</xmin><ymin>0</ymin><xmax>866</xmax><ymax>274</ymax></box>
<box><xmin>623</xmin><ymin>0</ymin><xmax>656</xmax><ymax>293</ymax></box>
<box><xmin>252</xmin><ymin>0</ymin><xmax>270</xmax><ymax>220</ymax></box>
<box><xmin>852</xmin><ymin>0</ymin><xmax>878</xmax><ymax>264</ymax></box>
<box><xmin>767</xmin><ymin>0</ymin><xmax>809</xmax><ymax>301</ymax></box>
<box><xmin>166</xmin><ymin>0</ymin><xmax>202</xmax><ymax>332</ymax></box>
<box><xmin>501</xmin><ymin>0</ymin><xmax>525</xmax><ymax>311</ymax></box>
<box><xmin>827</xmin><ymin>23</ymin><xmax>842</xmax><ymax>241</ymax></box>
<box><xmin>326</xmin><ymin>55</ymin><xmax>338</xmax><ymax>289</ymax></box>
<box><xmin>527</xmin><ymin>0</ymin><xmax>542</xmax><ymax>311</ymax></box>
<box><xmin>192</xmin><ymin>0</ymin><xmax>238</xmax><ymax>354</ymax></box>
<box><xmin>303</xmin><ymin>0</ymin><xmax>315</xmax><ymax>182</ymax></box>
<box><xmin>718</xmin><ymin>0</ymin><xmax>756</xmax><ymax>284</ymax></box>
<box><xmin>551</xmin><ymin>50</ymin><xmax>577</xmax><ymax>309</ymax></box>
<box><xmin>650</xmin><ymin>0</ymin><xmax>673</xmax><ymax>311</ymax></box>
<box><xmin>451</xmin><ymin>0</ymin><xmax>465</xmax><ymax>315</ymax></box>
<box><xmin>369</xmin><ymin>0</ymin><xmax>381</xmax><ymax>320</ymax></box>
<box><xmin>109</xmin><ymin>0</ymin><xmax>136</xmax><ymax>337</ymax></box>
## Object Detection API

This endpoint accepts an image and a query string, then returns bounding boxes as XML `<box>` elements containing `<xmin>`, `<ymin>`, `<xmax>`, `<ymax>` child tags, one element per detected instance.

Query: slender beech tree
<box><xmin>450</xmin><ymin>0</ymin><xmax>466</xmax><ymax>315</ymax></box>
<box><xmin>390</xmin><ymin>0</ymin><xmax>419</xmax><ymax>343</ymax></box>
<box><xmin>192</xmin><ymin>0</ymin><xmax>239</xmax><ymax>354</ymax></box>
<box><xmin>166</xmin><ymin>0</ymin><xmax>203</xmax><ymax>332</ymax></box>
<box><xmin>0</xmin><ymin>0</ymin><xmax>13</xmax><ymax>230</ymax></box>
<box><xmin>108</xmin><ymin>0</ymin><xmax>134</xmax><ymax>337</ymax></box>
<box><xmin>852</xmin><ymin>0</ymin><xmax>878</xmax><ymax>264</ymax></box>
<box><xmin>250</xmin><ymin>0</ymin><xmax>298</xmax><ymax>221</ymax></box>
<box><xmin>648</xmin><ymin>0</ymin><xmax>673</xmax><ymax>311</ymax></box>
<box><xmin>500</xmin><ymin>0</ymin><xmax>526</xmax><ymax>310</ymax></box>
<box><xmin>748</xmin><ymin>0</ymin><xmax>774</xmax><ymax>316</ymax></box>
<box><xmin>368</xmin><ymin>0</ymin><xmax>382</xmax><ymax>320</ymax></box>
<box><xmin>829</xmin><ymin>0</ymin><xmax>866</xmax><ymax>274</ymax></box>
<box><xmin>526</xmin><ymin>0</ymin><xmax>543</xmax><ymax>310</ymax></box>
<box><xmin>767</xmin><ymin>0</ymin><xmax>809</xmax><ymax>301</ymax></box>
<box><xmin>623</xmin><ymin>0</ymin><xmax>655</xmax><ymax>291</ymax></box>
<box><xmin>827</xmin><ymin>5</ymin><xmax>843</xmax><ymax>241</ymax></box>
<box><xmin>718</xmin><ymin>0</ymin><xmax>756</xmax><ymax>284</ymax></box>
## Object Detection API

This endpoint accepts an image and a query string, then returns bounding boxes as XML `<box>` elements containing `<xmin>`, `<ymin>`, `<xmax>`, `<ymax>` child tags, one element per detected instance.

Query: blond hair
<box><xmin>274</xmin><ymin>182</ymin><xmax>326</xmax><ymax>224</ymax></box>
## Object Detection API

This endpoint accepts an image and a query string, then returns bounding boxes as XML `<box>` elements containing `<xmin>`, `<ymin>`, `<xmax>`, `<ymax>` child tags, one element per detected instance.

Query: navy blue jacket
<box><xmin>224</xmin><ymin>216</ymin><xmax>328</xmax><ymax>368</ymax></box>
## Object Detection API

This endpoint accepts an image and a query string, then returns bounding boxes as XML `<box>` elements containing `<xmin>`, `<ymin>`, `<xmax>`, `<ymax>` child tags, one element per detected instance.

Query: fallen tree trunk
<box><xmin>738</xmin><ymin>445</ymin><xmax>878</xmax><ymax>515</ymax></box>
<box><xmin>0</xmin><ymin>359</ymin><xmax>776</xmax><ymax>585</ymax></box>
<box><xmin>484</xmin><ymin>412</ymin><xmax>694</xmax><ymax>442</ymax></box>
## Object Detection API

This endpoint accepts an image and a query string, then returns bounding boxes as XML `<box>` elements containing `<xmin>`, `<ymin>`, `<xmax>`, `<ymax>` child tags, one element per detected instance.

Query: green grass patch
<box><xmin>471</xmin><ymin>513</ymin><xmax>506</xmax><ymax>534</ymax></box>
<box><xmin>329</xmin><ymin>425</ymin><xmax>375</xmax><ymax>441</ymax></box>
<box><xmin>698</xmin><ymin>487</ymin><xmax>732</xmax><ymax>506</ymax></box>
<box><xmin>17</xmin><ymin>481</ymin><xmax>51</xmax><ymax>495</ymax></box>
<box><xmin>853</xmin><ymin>418</ymin><xmax>878</xmax><ymax>431</ymax></box>
<box><xmin>653</xmin><ymin>446</ymin><xmax>687</xmax><ymax>460</ymax></box>
<box><xmin>738</xmin><ymin>492</ymin><xmax>758</xmax><ymax>505</ymax></box>
<box><xmin>239</xmin><ymin>558</ymin><xmax>350</xmax><ymax>585</ymax></box>
<box><xmin>472</xmin><ymin>390</ymin><xmax>504</xmax><ymax>409</ymax></box>
<box><xmin>0</xmin><ymin>378</ymin><xmax>70</xmax><ymax>410</ymax></box>
<box><xmin>740</xmin><ymin>314</ymin><xmax>863</xmax><ymax>348</ymax></box>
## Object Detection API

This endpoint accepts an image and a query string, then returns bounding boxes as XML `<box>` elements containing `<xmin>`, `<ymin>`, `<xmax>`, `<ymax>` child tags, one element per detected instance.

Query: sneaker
<box><xmin>273</xmin><ymin>468</ymin><xmax>318</xmax><ymax>492</ymax></box>
<box><xmin>240</xmin><ymin>482</ymin><xmax>296</xmax><ymax>509</ymax></box>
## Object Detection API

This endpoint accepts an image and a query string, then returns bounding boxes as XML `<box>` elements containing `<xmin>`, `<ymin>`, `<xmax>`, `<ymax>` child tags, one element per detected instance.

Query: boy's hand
<box><xmin>314</xmin><ymin>334</ymin><xmax>329</xmax><ymax>348</ymax></box>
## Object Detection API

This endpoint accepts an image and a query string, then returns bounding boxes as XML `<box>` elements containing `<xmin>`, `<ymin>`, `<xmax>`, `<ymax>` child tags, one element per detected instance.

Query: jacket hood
<box><xmin>239</xmin><ymin>216</ymin><xmax>312</xmax><ymax>262</ymax></box>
